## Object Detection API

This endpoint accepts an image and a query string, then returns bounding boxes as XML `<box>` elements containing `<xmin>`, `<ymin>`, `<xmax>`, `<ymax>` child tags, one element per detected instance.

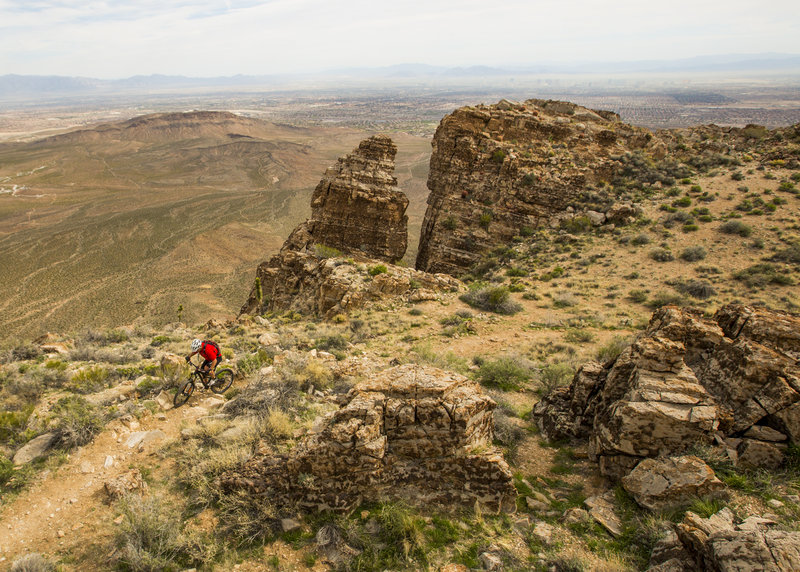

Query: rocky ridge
<box><xmin>415</xmin><ymin>99</ymin><xmax>657</xmax><ymax>275</ymax></box>
<box><xmin>241</xmin><ymin>136</ymin><xmax>458</xmax><ymax>317</ymax></box>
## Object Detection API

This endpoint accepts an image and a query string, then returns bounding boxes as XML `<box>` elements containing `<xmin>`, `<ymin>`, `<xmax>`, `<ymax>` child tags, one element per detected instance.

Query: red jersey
<box><xmin>199</xmin><ymin>341</ymin><xmax>220</xmax><ymax>361</ymax></box>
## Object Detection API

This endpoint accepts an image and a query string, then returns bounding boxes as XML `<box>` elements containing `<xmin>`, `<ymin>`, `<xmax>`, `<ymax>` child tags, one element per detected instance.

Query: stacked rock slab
<box><xmin>415</xmin><ymin>99</ymin><xmax>657</xmax><ymax>275</ymax></box>
<box><xmin>534</xmin><ymin>304</ymin><xmax>800</xmax><ymax>479</ymax></box>
<box><xmin>308</xmin><ymin>135</ymin><xmax>408</xmax><ymax>261</ymax></box>
<box><xmin>220</xmin><ymin>364</ymin><xmax>517</xmax><ymax>512</ymax></box>
<box><xmin>240</xmin><ymin>136</ymin><xmax>457</xmax><ymax>317</ymax></box>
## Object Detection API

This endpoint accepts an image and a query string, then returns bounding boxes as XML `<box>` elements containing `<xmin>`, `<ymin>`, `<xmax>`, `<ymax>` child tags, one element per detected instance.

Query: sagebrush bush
<box><xmin>475</xmin><ymin>356</ymin><xmax>533</xmax><ymax>391</ymax></box>
<box><xmin>50</xmin><ymin>395</ymin><xmax>105</xmax><ymax>449</ymax></box>
<box><xmin>649</xmin><ymin>249</ymin><xmax>675</xmax><ymax>262</ymax></box>
<box><xmin>719</xmin><ymin>220</ymin><xmax>753</xmax><ymax>237</ymax></box>
<box><xmin>597</xmin><ymin>336</ymin><xmax>631</xmax><ymax>363</ymax></box>
<box><xmin>680</xmin><ymin>246</ymin><xmax>707</xmax><ymax>262</ymax></box>
<box><xmin>538</xmin><ymin>363</ymin><xmax>574</xmax><ymax>395</ymax></box>
<box><xmin>10</xmin><ymin>553</ymin><xmax>56</xmax><ymax>572</ymax></box>
<box><xmin>459</xmin><ymin>285</ymin><xmax>522</xmax><ymax>315</ymax></box>
<box><xmin>733</xmin><ymin>263</ymin><xmax>794</xmax><ymax>287</ymax></box>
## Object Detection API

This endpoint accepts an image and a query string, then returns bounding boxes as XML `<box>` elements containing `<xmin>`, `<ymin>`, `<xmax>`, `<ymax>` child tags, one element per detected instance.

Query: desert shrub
<box><xmin>733</xmin><ymin>263</ymin><xmax>794</xmax><ymax>287</ymax></box>
<box><xmin>674</xmin><ymin>280</ymin><xmax>717</xmax><ymax>299</ymax></box>
<box><xmin>627</xmin><ymin>289</ymin><xmax>648</xmax><ymax>304</ymax></box>
<box><xmin>408</xmin><ymin>343</ymin><xmax>469</xmax><ymax>374</ymax></box>
<box><xmin>778</xmin><ymin>181</ymin><xmax>796</xmax><ymax>192</ymax></box>
<box><xmin>772</xmin><ymin>243</ymin><xmax>800</xmax><ymax>264</ymax></box>
<box><xmin>682</xmin><ymin>224</ymin><xmax>699</xmax><ymax>232</ymax></box>
<box><xmin>313</xmin><ymin>244</ymin><xmax>343</xmax><ymax>259</ymax></box>
<box><xmin>564</xmin><ymin>329</ymin><xmax>595</xmax><ymax>344</ymax></box>
<box><xmin>680</xmin><ymin>246</ymin><xmax>707</xmax><ymax>262</ymax></box>
<box><xmin>596</xmin><ymin>336</ymin><xmax>631</xmax><ymax>363</ymax></box>
<box><xmin>218</xmin><ymin>489</ymin><xmax>277</xmax><ymax>546</ymax></box>
<box><xmin>478</xmin><ymin>212</ymin><xmax>492</xmax><ymax>229</ymax></box>
<box><xmin>475</xmin><ymin>356</ymin><xmax>534</xmax><ymax>391</ymax></box>
<box><xmin>731</xmin><ymin>172</ymin><xmax>745</xmax><ymax>181</ymax></box>
<box><xmin>646</xmin><ymin>292</ymin><xmax>686</xmax><ymax>308</ymax></box>
<box><xmin>442</xmin><ymin>216</ymin><xmax>458</xmax><ymax>230</ymax></box>
<box><xmin>50</xmin><ymin>395</ymin><xmax>105</xmax><ymax>449</ymax></box>
<box><xmin>459</xmin><ymin>285</ymin><xmax>522</xmax><ymax>315</ymax></box>
<box><xmin>0</xmin><ymin>405</ymin><xmax>34</xmax><ymax>446</ymax></box>
<box><xmin>69</xmin><ymin>365</ymin><xmax>109</xmax><ymax>394</ymax></box>
<box><xmin>506</xmin><ymin>267</ymin><xmax>528</xmax><ymax>277</ymax></box>
<box><xmin>629</xmin><ymin>233</ymin><xmax>651</xmax><ymax>246</ymax></box>
<box><xmin>114</xmin><ymin>493</ymin><xmax>211</xmax><ymax>571</ymax></box>
<box><xmin>719</xmin><ymin>220</ymin><xmax>753</xmax><ymax>237</ymax></box>
<box><xmin>314</xmin><ymin>333</ymin><xmax>349</xmax><ymax>352</ymax></box>
<box><xmin>672</xmin><ymin>196</ymin><xmax>691</xmax><ymax>208</ymax></box>
<box><xmin>9</xmin><ymin>553</ymin><xmax>57</xmax><ymax>572</ymax></box>
<box><xmin>368</xmin><ymin>264</ymin><xmax>388</xmax><ymax>276</ymax></box>
<box><xmin>649</xmin><ymin>249</ymin><xmax>675</xmax><ymax>262</ymax></box>
<box><xmin>538</xmin><ymin>266</ymin><xmax>565</xmax><ymax>281</ymax></box>
<box><xmin>491</xmin><ymin>149</ymin><xmax>506</xmax><ymax>163</ymax></box>
<box><xmin>11</xmin><ymin>344</ymin><xmax>40</xmax><ymax>361</ymax></box>
<box><xmin>236</xmin><ymin>348</ymin><xmax>273</xmax><ymax>378</ymax></box>
<box><xmin>553</xmin><ymin>292</ymin><xmax>578</xmax><ymax>308</ymax></box>
<box><xmin>561</xmin><ymin>216</ymin><xmax>592</xmax><ymax>234</ymax></box>
<box><xmin>136</xmin><ymin>376</ymin><xmax>164</xmax><ymax>397</ymax></box>
<box><xmin>538</xmin><ymin>363</ymin><xmax>574</xmax><ymax>395</ymax></box>
<box><xmin>149</xmin><ymin>335</ymin><xmax>173</xmax><ymax>347</ymax></box>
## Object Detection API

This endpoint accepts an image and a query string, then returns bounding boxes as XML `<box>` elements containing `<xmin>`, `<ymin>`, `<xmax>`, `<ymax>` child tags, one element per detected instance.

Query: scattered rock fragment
<box><xmin>621</xmin><ymin>456</ymin><xmax>725</xmax><ymax>512</ymax></box>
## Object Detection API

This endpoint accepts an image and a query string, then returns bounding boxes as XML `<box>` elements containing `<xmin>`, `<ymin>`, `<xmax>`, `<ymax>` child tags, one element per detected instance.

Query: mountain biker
<box><xmin>185</xmin><ymin>339</ymin><xmax>222</xmax><ymax>384</ymax></box>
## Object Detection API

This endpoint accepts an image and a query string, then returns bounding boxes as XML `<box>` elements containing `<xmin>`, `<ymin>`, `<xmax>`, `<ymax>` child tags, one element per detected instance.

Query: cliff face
<box><xmin>240</xmin><ymin>136</ymin><xmax>457</xmax><ymax>317</ymax></box>
<box><xmin>415</xmin><ymin>99</ymin><xmax>657</xmax><ymax>275</ymax></box>
<box><xmin>308</xmin><ymin>135</ymin><xmax>408</xmax><ymax>262</ymax></box>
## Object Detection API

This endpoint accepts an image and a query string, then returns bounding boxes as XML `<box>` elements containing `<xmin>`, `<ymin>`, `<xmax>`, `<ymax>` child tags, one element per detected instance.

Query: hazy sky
<box><xmin>1</xmin><ymin>0</ymin><xmax>799</xmax><ymax>78</ymax></box>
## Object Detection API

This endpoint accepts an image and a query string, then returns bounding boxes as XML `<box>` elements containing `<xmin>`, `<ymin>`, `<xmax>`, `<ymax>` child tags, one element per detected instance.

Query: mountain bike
<box><xmin>173</xmin><ymin>360</ymin><xmax>234</xmax><ymax>407</ymax></box>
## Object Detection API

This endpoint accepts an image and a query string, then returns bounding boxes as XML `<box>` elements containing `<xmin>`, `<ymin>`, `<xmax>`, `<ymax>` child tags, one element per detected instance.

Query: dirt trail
<box><xmin>0</xmin><ymin>396</ymin><xmax>217</xmax><ymax>570</ymax></box>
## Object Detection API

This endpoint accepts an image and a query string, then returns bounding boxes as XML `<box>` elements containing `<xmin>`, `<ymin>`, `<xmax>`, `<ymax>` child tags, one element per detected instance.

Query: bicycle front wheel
<box><xmin>173</xmin><ymin>380</ymin><xmax>194</xmax><ymax>407</ymax></box>
<box><xmin>211</xmin><ymin>369</ymin><xmax>234</xmax><ymax>394</ymax></box>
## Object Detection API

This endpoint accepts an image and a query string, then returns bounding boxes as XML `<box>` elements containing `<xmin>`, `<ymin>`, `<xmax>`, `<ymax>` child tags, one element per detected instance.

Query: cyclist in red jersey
<box><xmin>185</xmin><ymin>338</ymin><xmax>222</xmax><ymax>381</ymax></box>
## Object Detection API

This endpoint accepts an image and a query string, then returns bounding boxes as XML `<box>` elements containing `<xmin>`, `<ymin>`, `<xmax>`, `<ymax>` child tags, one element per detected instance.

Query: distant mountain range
<box><xmin>2</xmin><ymin>53</ymin><xmax>799</xmax><ymax>101</ymax></box>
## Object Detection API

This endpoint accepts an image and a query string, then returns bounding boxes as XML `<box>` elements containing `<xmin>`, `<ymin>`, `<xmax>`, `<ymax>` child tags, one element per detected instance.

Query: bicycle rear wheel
<box><xmin>173</xmin><ymin>379</ymin><xmax>194</xmax><ymax>407</ymax></box>
<box><xmin>211</xmin><ymin>369</ymin><xmax>234</xmax><ymax>394</ymax></box>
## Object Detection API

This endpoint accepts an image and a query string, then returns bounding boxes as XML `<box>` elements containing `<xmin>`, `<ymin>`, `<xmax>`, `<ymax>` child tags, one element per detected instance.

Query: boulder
<box><xmin>621</xmin><ymin>456</ymin><xmax>726</xmax><ymax>511</ymax></box>
<box><xmin>674</xmin><ymin>508</ymin><xmax>800</xmax><ymax>571</ymax></box>
<box><xmin>221</xmin><ymin>364</ymin><xmax>516</xmax><ymax>513</ymax></box>
<box><xmin>12</xmin><ymin>432</ymin><xmax>57</xmax><ymax>465</ymax></box>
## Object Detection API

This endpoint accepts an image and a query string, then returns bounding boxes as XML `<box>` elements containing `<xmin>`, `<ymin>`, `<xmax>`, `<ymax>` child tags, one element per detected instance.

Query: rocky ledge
<box><xmin>220</xmin><ymin>364</ymin><xmax>517</xmax><ymax>512</ymax></box>
<box><xmin>535</xmin><ymin>304</ymin><xmax>800</xmax><ymax>479</ymax></box>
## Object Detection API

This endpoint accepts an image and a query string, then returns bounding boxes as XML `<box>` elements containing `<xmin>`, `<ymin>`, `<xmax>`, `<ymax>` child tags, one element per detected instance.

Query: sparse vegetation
<box><xmin>459</xmin><ymin>285</ymin><xmax>522</xmax><ymax>315</ymax></box>
<box><xmin>719</xmin><ymin>220</ymin><xmax>753</xmax><ymax>237</ymax></box>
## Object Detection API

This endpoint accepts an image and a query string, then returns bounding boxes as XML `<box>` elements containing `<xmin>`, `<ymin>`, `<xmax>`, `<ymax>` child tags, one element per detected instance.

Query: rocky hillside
<box><xmin>2</xmin><ymin>99</ymin><xmax>800</xmax><ymax>571</ymax></box>
<box><xmin>415</xmin><ymin>98</ymin><xmax>800</xmax><ymax>276</ymax></box>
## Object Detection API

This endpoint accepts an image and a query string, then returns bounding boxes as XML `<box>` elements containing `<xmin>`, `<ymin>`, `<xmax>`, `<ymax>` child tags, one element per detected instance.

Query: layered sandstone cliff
<box><xmin>415</xmin><ymin>99</ymin><xmax>660</xmax><ymax>275</ymax></box>
<box><xmin>241</xmin><ymin>136</ymin><xmax>457</xmax><ymax>317</ymax></box>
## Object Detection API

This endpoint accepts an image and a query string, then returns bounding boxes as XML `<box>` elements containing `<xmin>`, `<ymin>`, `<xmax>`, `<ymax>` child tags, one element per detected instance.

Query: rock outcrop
<box><xmin>415</xmin><ymin>99</ymin><xmax>657</xmax><ymax>275</ymax></box>
<box><xmin>241</xmin><ymin>136</ymin><xmax>458</xmax><ymax>317</ymax></box>
<box><xmin>621</xmin><ymin>456</ymin><xmax>726</xmax><ymax>512</ymax></box>
<box><xmin>535</xmin><ymin>304</ymin><xmax>800</xmax><ymax>478</ymax></box>
<box><xmin>221</xmin><ymin>364</ymin><xmax>517</xmax><ymax>513</ymax></box>
<box><xmin>647</xmin><ymin>508</ymin><xmax>800</xmax><ymax>571</ymax></box>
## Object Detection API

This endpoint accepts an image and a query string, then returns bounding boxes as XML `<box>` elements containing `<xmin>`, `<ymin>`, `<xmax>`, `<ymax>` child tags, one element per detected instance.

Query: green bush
<box><xmin>628</xmin><ymin>289</ymin><xmax>648</xmax><ymax>304</ymax></box>
<box><xmin>733</xmin><ymin>264</ymin><xmax>794</xmax><ymax>287</ymax></box>
<box><xmin>596</xmin><ymin>336</ymin><xmax>631</xmax><ymax>363</ymax></box>
<box><xmin>475</xmin><ymin>356</ymin><xmax>533</xmax><ymax>391</ymax></box>
<box><xmin>149</xmin><ymin>335</ymin><xmax>172</xmax><ymax>347</ymax></box>
<box><xmin>680</xmin><ymin>246</ymin><xmax>707</xmax><ymax>262</ymax></box>
<box><xmin>649</xmin><ymin>249</ymin><xmax>675</xmax><ymax>262</ymax></box>
<box><xmin>50</xmin><ymin>395</ymin><xmax>105</xmax><ymax>449</ymax></box>
<box><xmin>672</xmin><ymin>196</ymin><xmax>692</xmax><ymax>208</ymax></box>
<box><xmin>719</xmin><ymin>220</ymin><xmax>753</xmax><ymax>237</ymax></box>
<box><xmin>539</xmin><ymin>363</ymin><xmax>574</xmax><ymax>395</ymax></box>
<box><xmin>236</xmin><ymin>348</ymin><xmax>272</xmax><ymax>377</ymax></box>
<box><xmin>491</xmin><ymin>149</ymin><xmax>506</xmax><ymax>163</ymax></box>
<box><xmin>9</xmin><ymin>553</ymin><xmax>57</xmax><ymax>572</ymax></box>
<box><xmin>561</xmin><ymin>216</ymin><xmax>592</xmax><ymax>234</ymax></box>
<box><xmin>630</xmin><ymin>234</ymin><xmax>651</xmax><ymax>246</ymax></box>
<box><xmin>442</xmin><ymin>216</ymin><xmax>458</xmax><ymax>231</ymax></box>
<box><xmin>459</xmin><ymin>285</ymin><xmax>522</xmax><ymax>315</ymax></box>
<box><xmin>646</xmin><ymin>292</ymin><xmax>686</xmax><ymax>308</ymax></box>
<box><xmin>368</xmin><ymin>264</ymin><xmax>388</xmax><ymax>276</ymax></box>
<box><xmin>69</xmin><ymin>365</ymin><xmax>109</xmax><ymax>394</ymax></box>
<box><xmin>313</xmin><ymin>244</ymin><xmax>343</xmax><ymax>259</ymax></box>
<box><xmin>478</xmin><ymin>212</ymin><xmax>492</xmax><ymax>229</ymax></box>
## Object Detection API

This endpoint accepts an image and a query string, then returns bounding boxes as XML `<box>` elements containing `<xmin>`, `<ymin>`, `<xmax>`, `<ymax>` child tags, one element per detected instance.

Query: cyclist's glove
<box><xmin>185</xmin><ymin>356</ymin><xmax>191</xmax><ymax>363</ymax></box>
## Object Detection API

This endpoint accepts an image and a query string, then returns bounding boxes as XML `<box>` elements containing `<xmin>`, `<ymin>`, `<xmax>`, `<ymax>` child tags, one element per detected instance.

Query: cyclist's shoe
<box><xmin>208</xmin><ymin>378</ymin><xmax>216</xmax><ymax>388</ymax></box>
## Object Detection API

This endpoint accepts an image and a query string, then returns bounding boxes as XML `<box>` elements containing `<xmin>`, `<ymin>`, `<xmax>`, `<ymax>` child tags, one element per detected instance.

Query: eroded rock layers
<box><xmin>415</xmin><ymin>99</ymin><xmax>657</xmax><ymax>275</ymax></box>
<box><xmin>309</xmin><ymin>135</ymin><xmax>408</xmax><ymax>261</ymax></box>
<box><xmin>240</xmin><ymin>136</ymin><xmax>449</xmax><ymax>317</ymax></box>
<box><xmin>220</xmin><ymin>364</ymin><xmax>517</xmax><ymax>512</ymax></box>
<box><xmin>534</xmin><ymin>304</ymin><xmax>800</xmax><ymax>478</ymax></box>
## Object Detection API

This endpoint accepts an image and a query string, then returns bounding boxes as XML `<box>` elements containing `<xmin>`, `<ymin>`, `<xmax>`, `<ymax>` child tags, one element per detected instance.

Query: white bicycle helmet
<box><xmin>191</xmin><ymin>339</ymin><xmax>202</xmax><ymax>352</ymax></box>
